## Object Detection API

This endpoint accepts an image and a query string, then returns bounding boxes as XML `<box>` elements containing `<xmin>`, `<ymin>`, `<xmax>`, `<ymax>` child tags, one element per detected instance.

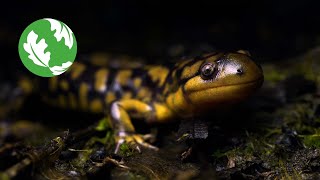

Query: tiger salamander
<box><xmin>17</xmin><ymin>50</ymin><xmax>264</xmax><ymax>152</ymax></box>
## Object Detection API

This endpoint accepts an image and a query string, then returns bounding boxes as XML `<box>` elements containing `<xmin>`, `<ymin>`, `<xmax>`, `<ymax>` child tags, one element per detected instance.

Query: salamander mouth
<box><xmin>212</xmin><ymin>76</ymin><xmax>264</xmax><ymax>90</ymax></box>
<box><xmin>185</xmin><ymin>76</ymin><xmax>264</xmax><ymax>109</ymax></box>
<box><xmin>188</xmin><ymin>76</ymin><xmax>264</xmax><ymax>93</ymax></box>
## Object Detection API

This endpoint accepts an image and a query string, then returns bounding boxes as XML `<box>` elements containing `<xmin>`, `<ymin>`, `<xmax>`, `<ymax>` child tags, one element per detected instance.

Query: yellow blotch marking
<box><xmin>68</xmin><ymin>93</ymin><xmax>77</xmax><ymax>109</ymax></box>
<box><xmin>49</xmin><ymin>77</ymin><xmax>58</xmax><ymax>92</ymax></box>
<box><xmin>115</xmin><ymin>107</ymin><xmax>135</xmax><ymax>132</ymax></box>
<box><xmin>133</xmin><ymin>78</ymin><xmax>142</xmax><ymax>88</ymax></box>
<box><xmin>165</xmin><ymin>87</ymin><xmax>194</xmax><ymax>117</ymax></box>
<box><xmin>147</xmin><ymin>66</ymin><xmax>169</xmax><ymax>86</ymax></box>
<box><xmin>105</xmin><ymin>92</ymin><xmax>117</xmax><ymax>104</ymax></box>
<box><xmin>181</xmin><ymin>60</ymin><xmax>202</xmax><ymax>80</ymax></box>
<box><xmin>119</xmin><ymin>99</ymin><xmax>152</xmax><ymax>115</ymax></box>
<box><xmin>94</xmin><ymin>69</ymin><xmax>108</xmax><ymax>92</ymax></box>
<box><xmin>69</xmin><ymin>62</ymin><xmax>86</xmax><ymax>80</ymax></box>
<box><xmin>122</xmin><ymin>92</ymin><xmax>132</xmax><ymax>99</ymax></box>
<box><xmin>153</xmin><ymin>103</ymin><xmax>175</xmax><ymax>123</ymax></box>
<box><xmin>116</xmin><ymin>99</ymin><xmax>154</xmax><ymax>125</ymax></box>
<box><xmin>18</xmin><ymin>78</ymin><xmax>33</xmax><ymax>94</ymax></box>
<box><xmin>115</xmin><ymin>70</ymin><xmax>132</xmax><ymax>86</ymax></box>
<box><xmin>79</xmin><ymin>83</ymin><xmax>89</xmax><ymax>110</ymax></box>
<box><xmin>60</xmin><ymin>80</ymin><xmax>69</xmax><ymax>91</ymax></box>
<box><xmin>58</xmin><ymin>95</ymin><xmax>67</xmax><ymax>108</ymax></box>
<box><xmin>137</xmin><ymin>87</ymin><xmax>152</xmax><ymax>101</ymax></box>
<box><xmin>90</xmin><ymin>99</ymin><xmax>103</xmax><ymax>113</ymax></box>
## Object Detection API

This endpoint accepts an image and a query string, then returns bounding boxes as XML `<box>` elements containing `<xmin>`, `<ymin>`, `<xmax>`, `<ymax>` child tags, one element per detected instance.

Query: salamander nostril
<box><xmin>236</xmin><ymin>68</ymin><xmax>244</xmax><ymax>75</ymax></box>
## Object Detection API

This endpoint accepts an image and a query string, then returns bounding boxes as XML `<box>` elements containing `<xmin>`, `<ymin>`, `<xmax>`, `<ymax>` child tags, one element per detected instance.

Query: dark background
<box><xmin>1</xmin><ymin>0</ymin><xmax>320</xmax><ymax>81</ymax></box>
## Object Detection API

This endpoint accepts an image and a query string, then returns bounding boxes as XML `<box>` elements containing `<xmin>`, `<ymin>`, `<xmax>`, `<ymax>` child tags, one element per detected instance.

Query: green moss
<box><xmin>119</xmin><ymin>143</ymin><xmax>134</xmax><ymax>157</ymax></box>
<box><xmin>87</xmin><ymin>131</ymin><xmax>114</xmax><ymax>146</ymax></box>
<box><xmin>276</xmin><ymin>101</ymin><xmax>317</xmax><ymax>133</ymax></box>
<box><xmin>212</xmin><ymin>132</ymin><xmax>276</xmax><ymax>167</ymax></box>
<box><xmin>278</xmin><ymin>159</ymin><xmax>304</xmax><ymax>180</ymax></box>
<box><xmin>69</xmin><ymin>148</ymin><xmax>93</xmax><ymax>174</ymax></box>
<box><xmin>68</xmin><ymin>130</ymin><xmax>115</xmax><ymax>172</ymax></box>
<box><xmin>300</xmin><ymin>133</ymin><xmax>320</xmax><ymax>148</ymax></box>
<box><xmin>95</xmin><ymin>117</ymin><xmax>112</xmax><ymax>131</ymax></box>
<box><xmin>244</xmin><ymin>132</ymin><xmax>276</xmax><ymax>159</ymax></box>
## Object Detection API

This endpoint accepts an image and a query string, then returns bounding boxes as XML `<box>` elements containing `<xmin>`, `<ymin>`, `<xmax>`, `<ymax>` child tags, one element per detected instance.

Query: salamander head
<box><xmin>166</xmin><ymin>50</ymin><xmax>264</xmax><ymax>115</ymax></box>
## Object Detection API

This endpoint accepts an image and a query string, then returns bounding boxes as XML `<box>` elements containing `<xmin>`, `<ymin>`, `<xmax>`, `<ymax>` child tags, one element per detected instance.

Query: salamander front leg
<box><xmin>109</xmin><ymin>99</ymin><xmax>158</xmax><ymax>153</ymax></box>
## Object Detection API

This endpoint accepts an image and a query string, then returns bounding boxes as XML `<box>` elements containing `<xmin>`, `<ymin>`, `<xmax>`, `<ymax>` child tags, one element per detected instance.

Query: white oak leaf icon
<box><xmin>23</xmin><ymin>30</ymin><xmax>51</xmax><ymax>67</ymax></box>
<box><xmin>49</xmin><ymin>61</ymin><xmax>73</xmax><ymax>75</ymax></box>
<box><xmin>45</xmin><ymin>18</ymin><xmax>74</xmax><ymax>49</ymax></box>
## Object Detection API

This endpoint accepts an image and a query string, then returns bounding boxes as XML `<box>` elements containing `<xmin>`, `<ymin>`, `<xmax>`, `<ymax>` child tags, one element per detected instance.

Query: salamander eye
<box><xmin>200</xmin><ymin>63</ymin><xmax>216</xmax><ymax>80</ymax></box>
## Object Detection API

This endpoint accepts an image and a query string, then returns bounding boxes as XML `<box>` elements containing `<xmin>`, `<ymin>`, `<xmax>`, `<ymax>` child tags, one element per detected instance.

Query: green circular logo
<box><xmin>18</xmin><ymin>18</ymin><xmax>77</xmax><ymax>77</ymax></box>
